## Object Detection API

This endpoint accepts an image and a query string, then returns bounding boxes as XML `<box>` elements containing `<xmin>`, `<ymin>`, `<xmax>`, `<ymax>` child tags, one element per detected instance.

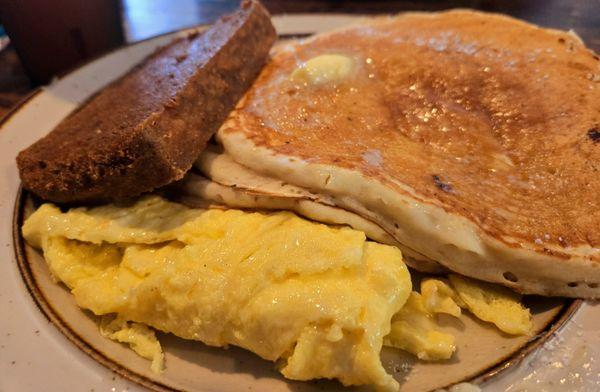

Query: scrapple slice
<box><xmin>17</xmin><ymin>0</ymin><xmax>276</xmax><ymax>203</ymax></box>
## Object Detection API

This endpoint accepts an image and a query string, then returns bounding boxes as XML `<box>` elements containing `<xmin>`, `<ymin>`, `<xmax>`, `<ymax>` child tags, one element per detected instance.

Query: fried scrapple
<box><xmin>17</xmin><ymin>0</ymin><xmax>276</xmax><ymax>203</ymax></box>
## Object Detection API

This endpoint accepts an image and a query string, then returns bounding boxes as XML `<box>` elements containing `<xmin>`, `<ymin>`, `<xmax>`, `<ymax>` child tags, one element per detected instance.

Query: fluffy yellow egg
<box><xmin>385</xmin><ymin>292</ymin><xmax>456</xmax><ymax>361</ymax></box>
<box><xmin>23</xmin><ymin>196</ymin><xmax>412</xmax><ymax>392</ymax></box>
<box><xmin>22</xmin><ymin>195</ymin><xmax>533</xmax><ymax>390</ymax></box>
<box><xmin>449</xmin><ymin>274</ymin><xmax>533</xmax><ymax>335</ymax></box>
<box><xmin>100</xmin><ymin>315</ymin><xmax>164</xmax><ymax>373</ymax></box>
<box><xmin>421</xmin><ymin>278</ymin><xmax>463</xmax><ymax>318</ymax></box>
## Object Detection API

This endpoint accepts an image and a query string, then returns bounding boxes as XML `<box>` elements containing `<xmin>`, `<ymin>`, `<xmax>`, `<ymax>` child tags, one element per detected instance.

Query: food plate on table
<box><xmin>1</xmin><ymin>2</ymin><xmax>599</xmax><ymax>391</ymax></box>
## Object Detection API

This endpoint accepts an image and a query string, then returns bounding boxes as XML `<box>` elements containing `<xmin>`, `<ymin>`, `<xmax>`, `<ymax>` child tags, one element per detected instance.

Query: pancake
<box><xmin>216</xmin><ymin>10</ymin><xmax>600</xmax><ymax>297</ymax></box>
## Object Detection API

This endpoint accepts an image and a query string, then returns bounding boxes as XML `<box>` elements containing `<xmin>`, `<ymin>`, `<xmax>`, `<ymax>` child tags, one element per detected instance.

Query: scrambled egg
<box><xmin>421</xmin><ymin>278</ymin><xmax>463</xmax><ymax>318</ymax></box>
<box><xmin>386</xmin><ymin>274</ymin><xmax>533</xmax><ymax>361</ymax></box>
<box><xmin>420</xmin><ymin>276</ymin><xmax>533</xmax><ymax>336</ymax></box>
<box><xmin>385</xmin><ymin>292</ymin><xmax>456</xmax><ymax>360</ymax></box>
<box><xmin>100</xmin><ymin>314</ymin><xmax>164</xmax><ymax>373</ymax></box>
<box><xmin>448</xmin><ymin>274</ymin><xmax>533</xmax><ymax>335</ymax></box>
<box><xmin>23</xmin><ymin>196</ymin><xmax>412</xmax><ymax>392</ymax></box>
<box><xmin>22</xmin><ymin>195</ymin><xmax>534</xmax><ymax>390</ymax></box>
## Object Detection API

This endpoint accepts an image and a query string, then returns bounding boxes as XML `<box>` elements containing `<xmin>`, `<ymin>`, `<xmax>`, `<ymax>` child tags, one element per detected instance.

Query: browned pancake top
<box><xmin>222</xmin><ymin>10</ymin><xmax>600</xmax><ymax>251</ymax></box>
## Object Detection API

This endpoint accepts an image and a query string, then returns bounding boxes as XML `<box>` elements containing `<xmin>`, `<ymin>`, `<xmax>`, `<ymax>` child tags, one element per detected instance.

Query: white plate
<box><xmin>1</xmin><ymin>14</ymin><xmax>599</xmax><ymax>392</ymax></box>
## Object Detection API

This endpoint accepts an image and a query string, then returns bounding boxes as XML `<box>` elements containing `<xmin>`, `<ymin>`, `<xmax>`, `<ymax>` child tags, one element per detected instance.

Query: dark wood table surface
<box><xmin>1</xmin><ymin>0</ymin><xmax>599</xmax><ymax>119</ymax></box>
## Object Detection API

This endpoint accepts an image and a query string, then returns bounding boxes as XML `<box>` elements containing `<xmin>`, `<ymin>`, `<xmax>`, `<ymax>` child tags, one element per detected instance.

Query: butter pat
<box><xmin>291</xmin><ymin>54</ymin><xmax>353</xmax><ymax>85</ymax></box>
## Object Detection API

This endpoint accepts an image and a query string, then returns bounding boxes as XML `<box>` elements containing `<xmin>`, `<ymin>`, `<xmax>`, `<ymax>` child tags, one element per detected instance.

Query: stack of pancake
<box><xmin>178</xmin><ymin>10</ymin><xmax>600</xmax><ymax>298</ymax></box>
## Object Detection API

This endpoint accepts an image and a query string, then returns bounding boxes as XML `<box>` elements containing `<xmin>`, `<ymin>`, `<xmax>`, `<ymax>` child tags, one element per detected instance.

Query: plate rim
<box><xmin>3</xmin><ymin>22</ymin><xmax>584</xmax><ymax>392</ymax></box>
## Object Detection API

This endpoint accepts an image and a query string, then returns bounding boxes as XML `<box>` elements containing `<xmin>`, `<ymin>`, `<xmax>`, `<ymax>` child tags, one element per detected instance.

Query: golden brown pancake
<box><xmin>217</xmin><ymin>10</ymin><xmax>600</xmax><ymax>297</ymax></box>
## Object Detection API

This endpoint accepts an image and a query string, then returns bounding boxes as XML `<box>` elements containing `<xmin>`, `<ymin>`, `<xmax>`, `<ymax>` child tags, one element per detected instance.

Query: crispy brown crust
<box><xmin>16</xmin><ymin>0</ymin><xmax>276</xmax><ymax>203</ymax></box>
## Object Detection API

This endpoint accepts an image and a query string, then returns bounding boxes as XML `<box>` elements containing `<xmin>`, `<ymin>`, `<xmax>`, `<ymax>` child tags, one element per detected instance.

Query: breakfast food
<box><xmin>22</xmin><ymin>196</ymin><xmax>533</xmax><ymax>391</ymax></box>
<box><xmin>23</xmin><ymin>196</ymin><xmax>411</xmax><ymax>391</ymax></box>
<box><xmin>14</xmin><ymin>3</ymin><xmax>597</xmax><ymax>391</ymax></box>
<box><xmin>212</xmin><ymin>10</ymin><xmax>600</xmax><ymax>297</ymax></box>
<box><xmin>16</xmin><ymin>0</ymin><xmax>276</xmax><ymax>203</ymax></box>
<box><xmin>386</xmin><ymin>291</ymin><xmax>456</xmax><ymax>361</ymax></box>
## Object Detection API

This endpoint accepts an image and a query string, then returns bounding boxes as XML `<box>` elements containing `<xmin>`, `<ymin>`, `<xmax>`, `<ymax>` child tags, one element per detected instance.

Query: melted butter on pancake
<box><xmin>290</xmin><ymin>54</ymin><xmax>354</xmax><ymax>85</ymax></box>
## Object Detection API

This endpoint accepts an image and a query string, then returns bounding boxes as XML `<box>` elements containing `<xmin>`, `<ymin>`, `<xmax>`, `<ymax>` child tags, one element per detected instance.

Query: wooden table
<box><xmin>1</xmin><ymin>0</ymin><xmax>598</xmax><ymax>118</ymax></box>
